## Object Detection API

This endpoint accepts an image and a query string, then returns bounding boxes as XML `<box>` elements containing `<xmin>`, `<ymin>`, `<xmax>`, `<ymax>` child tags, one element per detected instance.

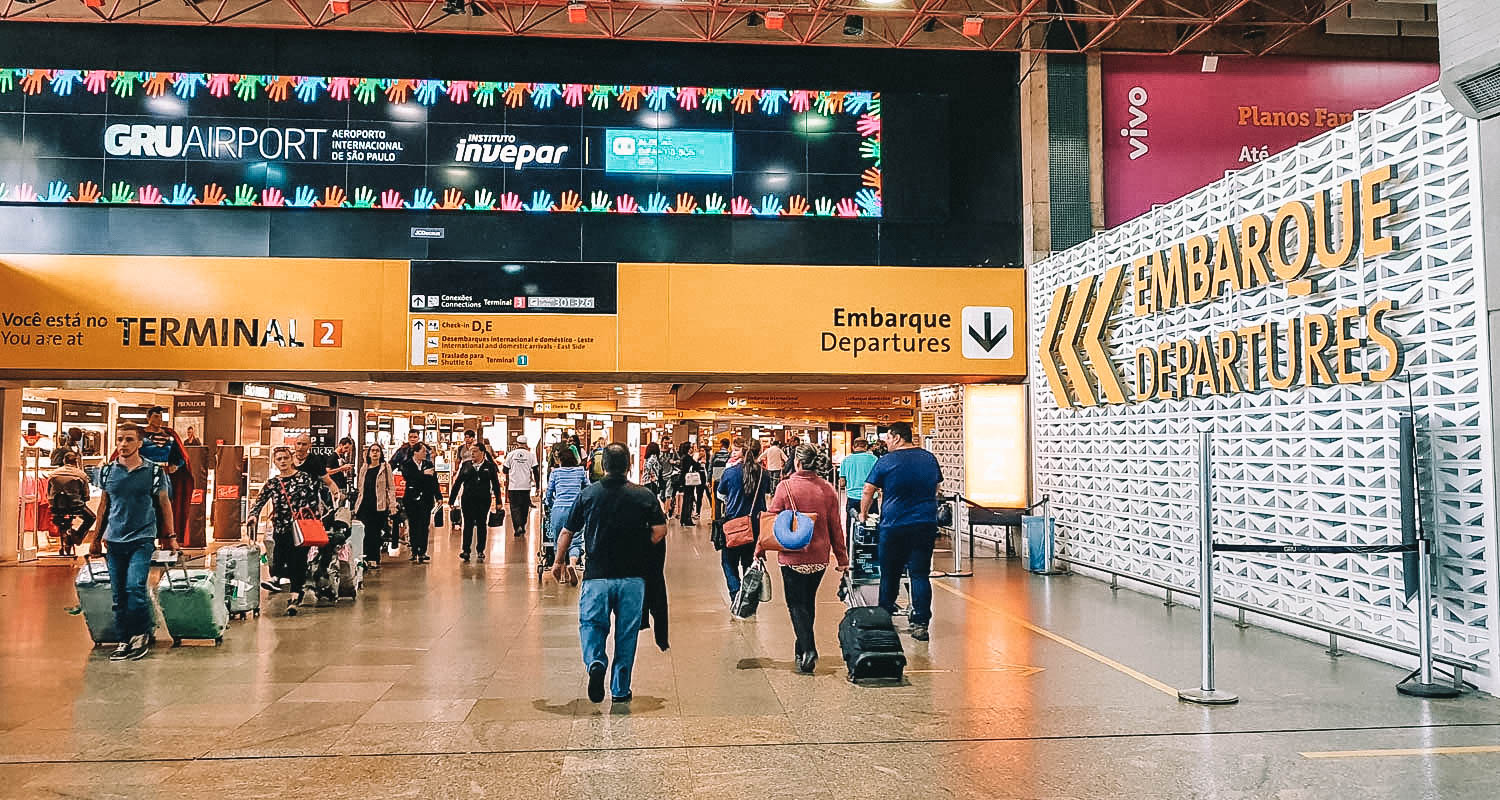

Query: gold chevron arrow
<box><xmin>1059</xmin><ymin>275</ymin><xmax>1096</xmax><ymax>407</ymax></box>
<box><xmin>1039</xmin><ymin>285</ymin><xmax>1073</xmax><ymax>409</ymax></box>
<box><xmin>1084</xmin><ymin>265</ymin><xmax>1127</xmax><ymax>405</ymax></box>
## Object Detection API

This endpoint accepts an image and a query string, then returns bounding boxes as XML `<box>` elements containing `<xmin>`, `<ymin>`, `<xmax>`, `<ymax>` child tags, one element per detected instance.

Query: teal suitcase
<box><xmin>76</xmin><ymin>556</ymin><xmax>124</xmax><ymax>645</ymax></box>
<box><xmin>155</xmin><ymin>569</ymin><xmax>229</xmax><ymax>646</ymax></box>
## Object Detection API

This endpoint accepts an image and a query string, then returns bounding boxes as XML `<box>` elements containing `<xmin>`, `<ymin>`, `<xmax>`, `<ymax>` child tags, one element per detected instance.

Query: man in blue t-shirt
<box><xmin>859</xmin><ymin>421</ymin><xmax>942</xmax><ymax>642</ymax></box>
<box><xmin>90</xmin><ymin>423</ymin><xmax>175</xmax><ymax>662</ymax></box>
<box><xmin>838</xmin><ymin>437</ymin><xmax>879</xmax><ymax>534</ymax></box>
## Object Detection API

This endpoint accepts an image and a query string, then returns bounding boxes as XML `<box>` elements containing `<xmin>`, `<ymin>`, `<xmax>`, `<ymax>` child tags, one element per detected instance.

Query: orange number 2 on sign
<box><xmin>313</xmin><ymin>319</ymin><xmax>343</xmax><ymax>347</ymax></box>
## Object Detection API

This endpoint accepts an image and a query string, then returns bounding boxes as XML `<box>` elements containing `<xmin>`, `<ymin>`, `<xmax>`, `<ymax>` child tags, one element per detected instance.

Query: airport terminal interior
<box><xmin>5</xmin><ymin>1</ymin><xmax>1500</xmax><ymax>797</ymax></box>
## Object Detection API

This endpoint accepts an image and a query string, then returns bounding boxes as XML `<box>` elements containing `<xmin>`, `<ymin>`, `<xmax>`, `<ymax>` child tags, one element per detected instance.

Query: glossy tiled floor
<box><xmin>2</xmin><ymin>514</ymin><xmax>1498</xmax><ymax>799</ymax></box>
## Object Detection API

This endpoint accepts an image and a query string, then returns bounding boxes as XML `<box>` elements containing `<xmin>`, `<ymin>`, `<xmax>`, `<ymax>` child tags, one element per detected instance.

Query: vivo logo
<box><xmin>1119</xmin><ymin>86</ymin><xmax>1148</xmax><ymax>160</ymax></box>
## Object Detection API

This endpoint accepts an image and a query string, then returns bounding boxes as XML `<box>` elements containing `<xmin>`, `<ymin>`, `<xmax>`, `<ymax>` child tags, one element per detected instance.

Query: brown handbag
<box><xmin>722</xmin><ymin>470</ymin><xmax>764</xmax><ymax>549</ymax></box>
<box><xmin>757</xmin><ymin>492</ymin><xmax>817</xmax><ymax>552</ymax></box>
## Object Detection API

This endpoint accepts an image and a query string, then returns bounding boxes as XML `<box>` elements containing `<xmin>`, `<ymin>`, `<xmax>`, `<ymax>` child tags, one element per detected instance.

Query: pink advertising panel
<box><xmin>1102</xmin><ymin>55</ymin><xmax>1437</xmax><ymax>227</ymax></box>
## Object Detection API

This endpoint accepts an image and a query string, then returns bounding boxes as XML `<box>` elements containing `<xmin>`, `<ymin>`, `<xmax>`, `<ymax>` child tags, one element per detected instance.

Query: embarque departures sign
<box><xmin>1039</xmin><ymin>164</ymin><xmax>1404</xmax><ymax>408</ymax></box>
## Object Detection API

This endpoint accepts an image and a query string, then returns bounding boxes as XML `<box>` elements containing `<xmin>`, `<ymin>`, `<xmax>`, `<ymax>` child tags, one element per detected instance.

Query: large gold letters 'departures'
<box><xmin>1040</xmin><ymin>164</ymin><xmax>1403</xmax><ymax>409</ymax></box>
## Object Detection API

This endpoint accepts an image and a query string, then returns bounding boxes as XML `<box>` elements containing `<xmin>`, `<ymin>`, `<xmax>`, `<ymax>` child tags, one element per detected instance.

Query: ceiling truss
<box><xmin>0</xmin><ymin>0</ymin><xmax>1378</xmax><ymax>55</ymax></box>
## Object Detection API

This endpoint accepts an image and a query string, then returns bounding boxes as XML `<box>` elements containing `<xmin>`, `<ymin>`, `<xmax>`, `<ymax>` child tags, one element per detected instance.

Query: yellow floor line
<box><xmin>1301</xmin><ymin>745</ymin><xmax>1500</xmax><ymax>759</ymax></box>
<box><xmin>932</xmin><ymin>580</ymin><xmax>1179</xmax><ymax>698</ymax></box>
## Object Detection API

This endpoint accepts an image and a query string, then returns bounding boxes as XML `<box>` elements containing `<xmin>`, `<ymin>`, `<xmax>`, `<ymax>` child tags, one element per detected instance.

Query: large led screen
<box><xmin>0</xmin><ymin>68</ymin><xmax>882</xmax><ymax>217</ymax></box>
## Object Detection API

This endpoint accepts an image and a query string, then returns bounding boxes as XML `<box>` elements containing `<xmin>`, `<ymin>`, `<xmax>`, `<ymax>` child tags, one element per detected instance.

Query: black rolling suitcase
<box><xmin>838</xmin><ymin>576</ymin><xmax>906</xmax><ymax>683</ymax></box>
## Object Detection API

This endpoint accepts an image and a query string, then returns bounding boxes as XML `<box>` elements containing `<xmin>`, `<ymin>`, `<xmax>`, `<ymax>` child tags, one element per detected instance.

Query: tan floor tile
<box><xmin>279</xmin><ymin>681</ymin><xmax>396</xmax><ymax>703</ymax></box>
<box><xmin>357</xmin><ymin>698</ymin><xmax>477</xmax><ymax>725</ymax></box>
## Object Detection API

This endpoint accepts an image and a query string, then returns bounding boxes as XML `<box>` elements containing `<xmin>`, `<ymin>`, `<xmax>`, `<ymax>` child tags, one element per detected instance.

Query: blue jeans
<box><xmin>720</xmin><ymin>544</ymin><xmax>754</xmax><ymax>598</ymax></box>
<box><xmin>879</xmin><ymin>523</ymin><xmax>938</xmax><ymax>626</ymax></box>
<box><xmin>104</xmin><ymin>538</ymin><xmax>155</xmax><ymax>639</ymax></box>
<box><xmin>550</xmin><ymin>505</ymin><xmax>582</xmax><ymax>560</ymax></box>
<box><xmin>578</xmin><ymin>577</ymin><xmax>646</xmax><ymax>698</ymax></box>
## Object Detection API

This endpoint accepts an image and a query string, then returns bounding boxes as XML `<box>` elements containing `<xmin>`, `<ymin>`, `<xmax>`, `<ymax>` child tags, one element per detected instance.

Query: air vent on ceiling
<box><xmin>1455</xmin><ymin>64</ymin><xmax>1500</xmax><ymax>116</ymax></box>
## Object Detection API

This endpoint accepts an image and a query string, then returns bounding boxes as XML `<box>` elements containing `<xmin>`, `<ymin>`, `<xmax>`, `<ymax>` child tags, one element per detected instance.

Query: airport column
<box><xmin>1482</xmin><ymin>116</ymin><xmax>1500</xmax><ymax>685</ymax></box>
<box><xmin>0</xmin><ymin>388</ymin><xmax>22</xmax><ymax>562</ymax></box>
<box><xmin>1018</xmin><ymin>27</ymin><xmax>1052</xmax><ymax>267</ymax></box>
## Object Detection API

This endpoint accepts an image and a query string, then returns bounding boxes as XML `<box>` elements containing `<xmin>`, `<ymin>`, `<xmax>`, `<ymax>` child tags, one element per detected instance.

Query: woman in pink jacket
<box><xmin>758</xmin><ymin>444</ymin><xmax>849</xmax><ymax>673</ymax></box>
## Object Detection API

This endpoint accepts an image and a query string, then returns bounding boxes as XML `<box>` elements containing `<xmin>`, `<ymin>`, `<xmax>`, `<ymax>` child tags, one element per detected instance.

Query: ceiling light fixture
<box><xmin>327</xmin><ymin>0</ymin><xmax>348</xmax><ymax>13</ymax></box>
<box><xmin>962</xmin><ymin>16</ymin><xmax>983</xmax><ymax>36</ymax></box>
<box><xmin>766</xmin><ymin>10</ymin><xmax>785</xmax><ymax>29</ymax></box>
<box><xmin>567</xmin><ymin>2</ymin><xmax>588</xmax><ymax>23</ymax></box>
<box><xmin>1201</xmin><ymin>54</ymin><xmax>1219</xmax><ymax>72</ymax></box>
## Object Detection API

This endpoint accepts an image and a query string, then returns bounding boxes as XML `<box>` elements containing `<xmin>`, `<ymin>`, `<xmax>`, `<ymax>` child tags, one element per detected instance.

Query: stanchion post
<box><xmin>1396</xmin><ymin>415</ymin><xmax>1461</xmax><ymax>698</ymax></box>
<box><xmin>1179</xmin><ymin>430</ymin><xmax>1238</xmax><ymax>706</ymax></box>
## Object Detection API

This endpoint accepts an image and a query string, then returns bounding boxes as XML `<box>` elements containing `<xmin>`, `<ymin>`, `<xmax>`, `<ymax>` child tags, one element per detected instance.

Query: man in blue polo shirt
<box><xmin>859</xmin><ymin>421</ymin><xmax>942</xmax><ymax>642</ymax></box>
<box><xmin>90</xmin><ymin>423</ymin><xmax>175</xmax><ymax>662</ymax></box>
<box><xmin>838</xmin><ymin>437</ymin><xmax>879</xmax><ymax>533</ymax></box>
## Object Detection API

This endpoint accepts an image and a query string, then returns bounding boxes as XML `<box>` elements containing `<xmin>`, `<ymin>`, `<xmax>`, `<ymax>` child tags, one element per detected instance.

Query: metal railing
<box><xmin>1055</xmin><ymin>555</ymin><xmax>1478</xmax><ymax>690</ymax></box>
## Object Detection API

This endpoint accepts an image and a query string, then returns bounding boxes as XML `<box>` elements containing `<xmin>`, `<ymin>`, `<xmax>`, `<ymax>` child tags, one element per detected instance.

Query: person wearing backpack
<box><xmin>48</xmin><ymin>450</ymin><xmax>95</xmax><ymax>557</ymax></box>
<box><xmin>587</xmin><ymin>438</ymin><xmax>608</xmax><ymax>483</ymax></box>
<box><xmin>88</xmin><ymin>423</ymin><xmax>176</xmax><ymax>661</ymax></box>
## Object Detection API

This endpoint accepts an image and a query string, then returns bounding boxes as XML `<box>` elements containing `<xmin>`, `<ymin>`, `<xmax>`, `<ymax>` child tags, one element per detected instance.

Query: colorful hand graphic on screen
<box><xmin>703</xmin><ymin>89</ymin><xmax>729</xmax><ymax>113</ymax></box>
<box><xmin>845</xmin><ymin>92</ymin><xmax>874</xmax><ymax>114</ymax></box>
<box><xmin>813</xmin><ymin>197</ymin><xmax>835</xmax><ymax>216</ymax></box>
<box><xmin>557</xmin><ymin>191</ymin><xmax>582</xmax><ymax>212</ymax></box>
<box><xmin>615</xmin><ymin>194</ymin><xmax>638</xmax><ymax>214</ymax></box>
<box><xmin>446</xmin><ymin>80</ymin><xmax>471</xmax><ymax>104</ymax></box>
<box><xmin>474</xmin><ymin>82</ymin><xmax>498</xmax><ymax>107</ymax></box>
<box><xmin>351</xmin><ymin>187</ymin><xmax>378</xmax><ymax>208</ymax></box>
<box><xmin>816</xmin><ymin>91</ymin><xmax>846</xmax><ymax>115</ymax></box>
<box><xmin>856</xmin><ymin>114</ymin><xmax>881</xmax><ymax>137</ymax></box>
<box><xmin>289</xmin><ymin>186</ymin><xmax>318</xmax><ymax>207</ymax></box>
<box><xmin>755</xmin><ymin>195</ymin><xmax>783</xmax><ymax>216</ymax></box>
<box><xmin>440</xmin><ymin>188</ymin><xmax>465</xmax><ymax>210</ymax></box>
<box><xmin>138</xmin><ymin>185</ymin><xmax>163</xmax><ymax>205</ymax></box>
<box><xmin>645</xmin><ymin>86</ymin><xmax>675</xmax><ymax>112</ymax></box>
<box><xmin>200</xmin><ymin>184</ymin><xmax>226</xmax><ymax>206</ymax></box>
<box><xmin>384</xmin><ymin>79</ymin><xmax>413</xmax><ymax>104</ymax></box>
<box><xmin>354</xmin><ymin>78</ymin><xmax>381</xmax><ymax>104</ymax></box>
<box><xmin>50</xmin><ymin>70</ymin><xmax>83</xmax><ymax>96</ymax></box>
<box><xmin>169</xmin><ymin>184</ymin><xmax>198</xmax><ymax>206</ymax></box>
<box><xmin>74</xmin><ymin>181</ymin><xmax>101</xmax><ymax>204</ymax></box>
<box><xmin>618</xmin><ymin>86</ymin><xmax>645</xmax><ymax>111</ymax></box>
<box><xmin>586</xmin><ymin>191</ymin><xmax>612</xmax><ymax>213</ymax></box>
<box><xmin>142</xmin><ymin>73</ymin><xmax>170</xmax><ymax>97</ymax></box>
<box><xmin>41</xmin><ymin>181</ymin><xmax>72</xmax><ymax>204</ymax></box>
<box><xmin>530</xmin><ymin>83</ymin><xmax>562</xmax><ymax>109</ymax></box>
<box><xmin>702</xmin><ymin>193</ymin><xmax>726</xmax><ymax>215</ymax></box>
<box><xmin>789</xmin><ymin>90</ymin><xmax>811</xmax><ymax>113</ymax></box>
<box><xmin>408</xmin><ymin>188</ymin><xmax>436</xmax><ymax>209</ymax></box>
<box><xmin>111</xmin><ymin>71</ymin><xmax>141</xmax><ymax>97</ymax></box>
<box><xmin>329</xmin><ymin>77</ymin><xmax>353</xmax><ymax>101</ymax></box>
<box><xmin>498</xmin><ymin>192</ymin><xmax>523</xmax><ymax>212</ymax></box>
<box><xmin>12</xmin><ymin>183</ymin><xmax>36</xmax><ymax>202</ymax></box>
<box><xmin>207</xmin><ymin>73</ymin><xmax>232</xmax><ymax>98</ymax></box>
<box><xmin>563</xmin><ymin>84</ymin><xmax>586</xmax><ymax>107</ymax></box>
<box><xmin>835</xmin><ymin>197</ymin><xmax>859</xmax><ymax>217</ymax></box>
<box><xmin>233</xmin><ymin>74</ymin><xmax>261</xmax><ymax>101</ymax></box>
<box><xmin>855</xmin><ymin>188</ymin><xmax>881</xmax><ymax>216</ymax></box>
<box><xmin>860</xmin><ymin>138</ymin><xmax>881</xmax><ymax>165</ymax></box>
<box><xmin>321</xmin><ymin>186</ymin><xmax>347</xmax><ymax>208</ymax></box>
<box><xmin>0</xmin><ymin>69</ymin><xmax>15</xmax><ymax>94</ymax></box>
<box><xmin>259</xmin><ymin>187</ymin><xmax>284</xmax><ymax>207</ymax></box>
<box><xmin>676</xmin><ymin>87</ymin><xmax>702</xmax><ymax>111</ymax></box>
<box><xmin>729</xmin><ymin>196</ymin><xmax>753</xmax><ymax>216</ymax></box>
<box><xmin>231</xmin><ymin>185</ymin><xmax>258</xmax><ymax>206</ymax></box>
<box><xmin>379</xmin><ymin>189</ymin><xmax>404</xmax><ymax>209</ymax></box>
<box><xmin>587</xmin><ymin>85</ymin><xmax>615</xmax><ymax>110</ymax></box>
<box><xmin>414</xmin><ymin>79</ymin><xmax>443</xmax><ymax>106</ymax></box>
<box><xmin>19</xmin><ymin>70</ymin><xmax>49</xmax><ymax>96</ymax></box>
<box><xmin>758</xmin><ymin>90</ymin><xmax>789</xmax><ymax>114</ymax></box>
<box><xmin>173</xmin><ymin>73</ymin><xmax>208</xmax><ymax>100</ymax></box>
<box><xmin>84</xmin><ymin>70</ymin><xmax>110</xmax><ymax>94</ymax></box>
<box><xmin>503</xmin><ymin>83</ymin><xmax>528</xmax><ymax>108</ymax></box>
<box><xmin>861</xmin><ymin>167</ymin><xmax>881</xmax><ymax>190</ymax></box>
<box><xmin>731</xmin><ymin>89</ymin><xmax>757</xmax><ymax>115</ymax></box>
<box><xmin>468</xmin><ymin>188</ymin><xmax>496</xmax><ymax>211</ymax></box>
<box><xmin>108</xmin><ymin>182</ymin><xmax>135</xmax><ymax>204</ymax></box>
<box><xmin>643</xmin><ymin>192</ymin><xmax>671</xmax><ymax>214</ymax></box>
<box><xmin>294</xmin><ymin>76</ymin><xmax>327</xmax><ymax>103</ymax></box>
<box><xmin>525</xmin><ymin>190</ymin><xmax>554</xmax><ymax>212</ymax></box>
<box><xmin>786</xmin><ymin>195</ymin><xmax>809</xmax><ymax>216</ymax></box>
<box><xmin>671</xmin><ymin>193</ymin><xmax>698</xmax><ymax>214</ymax></box>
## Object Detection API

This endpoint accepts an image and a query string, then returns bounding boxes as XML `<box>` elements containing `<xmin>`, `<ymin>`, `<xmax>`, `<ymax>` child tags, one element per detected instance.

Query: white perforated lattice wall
<box><xmin>1029</xmin><ymin>87</ymin><xmax>1497</xmax><ymax>686</ymax></box>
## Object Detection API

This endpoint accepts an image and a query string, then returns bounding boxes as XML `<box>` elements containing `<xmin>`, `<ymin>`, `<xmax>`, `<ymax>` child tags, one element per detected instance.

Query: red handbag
<box><xmin>293</xmin><ymin>516</ymin><xmax>329</xmax><ymax>547</ymax></box>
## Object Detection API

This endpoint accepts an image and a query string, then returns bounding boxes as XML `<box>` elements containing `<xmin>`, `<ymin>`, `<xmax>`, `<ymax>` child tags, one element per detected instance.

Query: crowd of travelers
<box><xmin>78</xmin><ymin>414</ymin><xmax>944</xmax><ymax>704</ymax></box>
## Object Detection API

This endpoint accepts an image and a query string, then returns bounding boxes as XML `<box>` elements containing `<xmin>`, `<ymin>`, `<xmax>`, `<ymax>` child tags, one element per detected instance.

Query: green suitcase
<box><xmin>155</xmin><ymin>569</ymin><xmax>229</xmax><ymax>646</ymax></box>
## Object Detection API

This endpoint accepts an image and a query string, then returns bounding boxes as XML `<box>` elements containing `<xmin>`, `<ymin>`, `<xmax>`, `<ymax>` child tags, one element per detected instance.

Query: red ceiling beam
<box><xmin>1257</xmin><ymin>0</ymin><xmax>1350</xmax><ymax>56</ymax></box>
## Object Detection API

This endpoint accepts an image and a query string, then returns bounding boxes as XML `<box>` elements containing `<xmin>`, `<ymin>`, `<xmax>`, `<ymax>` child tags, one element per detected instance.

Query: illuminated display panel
<box><xmin>0</xmin><ymin>69</ymin><xmax>882</xmax><ymax>218</ymax></box>
<box><xmin>963</xmin><ymin>384</ymin><xmax>1029</xmax><ymax>509</ymax></box>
